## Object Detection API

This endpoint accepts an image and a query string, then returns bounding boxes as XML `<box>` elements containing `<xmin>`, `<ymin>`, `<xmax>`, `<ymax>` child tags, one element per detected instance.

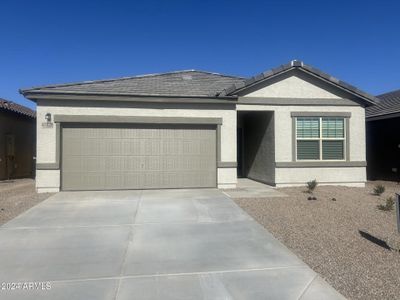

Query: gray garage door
<box><xmin>61</xmin><ymin>123</ymin><xmax>217</xmax><ymax>191</ymax></box>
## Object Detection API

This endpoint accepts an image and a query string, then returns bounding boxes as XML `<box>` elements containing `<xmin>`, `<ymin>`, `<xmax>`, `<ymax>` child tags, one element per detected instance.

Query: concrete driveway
<box><xmin>0</xmin><ymin>189</ymin><xmax>344</xmax><ymax>299</ymax></box>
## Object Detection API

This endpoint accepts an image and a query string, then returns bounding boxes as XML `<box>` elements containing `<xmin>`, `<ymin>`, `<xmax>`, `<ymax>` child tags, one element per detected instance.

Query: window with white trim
<box><xmin>295</xmin><ymin>117</ymin><xmax>345</xmax><ymax>160</ymax></box>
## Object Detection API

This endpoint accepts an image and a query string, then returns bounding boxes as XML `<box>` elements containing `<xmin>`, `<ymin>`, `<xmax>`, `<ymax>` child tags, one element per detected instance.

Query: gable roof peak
<box><xmin>291</xmin><ymin>59</ymin><xmax>304</xmax><ymax>67</ymax></box>
<box><xmin>218</xmin><ymin>60</ymin><xmax>378</xmax><ymax>106</ymax></box>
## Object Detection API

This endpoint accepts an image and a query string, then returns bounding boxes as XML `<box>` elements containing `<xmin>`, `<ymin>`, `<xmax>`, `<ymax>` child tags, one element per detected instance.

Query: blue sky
<box><xmin>1</xmin><ymin>0</ymin><xmax>399</xmax><ymax>109</ymax></box>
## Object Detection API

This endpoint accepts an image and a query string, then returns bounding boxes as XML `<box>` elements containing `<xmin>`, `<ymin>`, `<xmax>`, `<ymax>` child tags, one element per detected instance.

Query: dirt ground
<box><xmin>234</xmin><ymin>181</ymin><xmax>400</xmax><ymax>300</ymax></box>
<box><xmin>0</xmin><ymin>179</ymin><xmax>53</xmax><ymax>225</ymax></box>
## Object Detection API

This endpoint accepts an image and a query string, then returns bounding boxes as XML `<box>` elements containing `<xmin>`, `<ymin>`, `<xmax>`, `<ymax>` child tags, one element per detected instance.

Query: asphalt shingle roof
<box><xmin>21</xmin><ymin>70</ymin><xmax>245</xmax><ymax>98</ymax></box>
<box><xmin>366</xmin><ymin>89</ymin><xmax>400</xmax><ymax>119</ymax></box>
<box><xmin>0</xmin><ymin>98</ymin><xmax>36</xmax><ymax>118</ymax></box>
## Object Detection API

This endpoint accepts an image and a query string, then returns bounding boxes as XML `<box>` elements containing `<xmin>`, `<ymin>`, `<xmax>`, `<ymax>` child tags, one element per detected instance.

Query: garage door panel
<box><xmin>85</xmin><ymin>157</ymin><xmax>106</xmax><ymax>172</ymax></box>
<box><xmin>61</xmin><ymin>124</ymin><xmax>216</xmax><ymax>191</ymax></box>
<box><xmin>62</xmin><ymin>156</ymin><xmax>82</xmax><ymax>172</ymax></box>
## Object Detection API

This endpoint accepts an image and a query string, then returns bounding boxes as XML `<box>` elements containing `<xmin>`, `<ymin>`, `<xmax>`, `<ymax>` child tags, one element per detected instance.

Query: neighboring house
<box><xmin>0</xmin><ymin>99</ymin><xmax>36</xmax><ymax>180</ymax></box>
<box><xmin>366</xmin><ymin>89</ymin><xmax>400</xmax><ymax>181</ymax></box>
<box><xmin>20</xmin><ymin>60</ymin><xmax>377</xmax><ymax>193</ymax></box>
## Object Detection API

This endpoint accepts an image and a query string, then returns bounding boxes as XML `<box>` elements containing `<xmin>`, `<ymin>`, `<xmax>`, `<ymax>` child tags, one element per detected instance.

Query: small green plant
<box><xmin>373</xmin><ymin>184</ymin><xmax>385</xmax><ymax>196</ymax></box>
<box><xmin>377</xmin><ymin>196</ymin><xmax>395</xmax><ymax>211</ymax></box>
<box><xmin>306</xmin><ymin>179</ymin><xmax>318</xmax><ymax>193</ymax></box>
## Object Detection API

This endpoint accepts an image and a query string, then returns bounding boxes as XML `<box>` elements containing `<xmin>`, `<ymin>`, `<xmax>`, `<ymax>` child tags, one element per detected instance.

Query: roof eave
<box><xmin>22</xmin><ymin>90</ymin><xmax>238</xmax><ymax>104</ymax></box>
<box><xmin>366</xmin><ymin>110</ymin><xmax>400</xmax><ymax>121</ymax></box>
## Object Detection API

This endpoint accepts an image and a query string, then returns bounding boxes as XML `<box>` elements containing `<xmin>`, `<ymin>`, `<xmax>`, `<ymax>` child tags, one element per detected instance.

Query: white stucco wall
<box><xmin>36</xmin><ymin>101</ymin><xmax>237</xmax><ymax>192</ymax></box>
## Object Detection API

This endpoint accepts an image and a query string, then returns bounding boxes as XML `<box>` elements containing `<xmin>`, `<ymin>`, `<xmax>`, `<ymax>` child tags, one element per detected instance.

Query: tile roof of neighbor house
<box><xmin>20</xmin><ymin>60</ymin><xmax>378</xmax><ymax>105</ymax></box>
<box><xmin>366</xmin><ymin>89</ymin><xmax>400</xmax><ymax>119</ymax></box>
<box><xmin>20</xmin><ymin>70</ymin><xmax>246</xmax><ymax>98</ymax></box>
<box><xmin>0</xmin><ymin>98</ymin><xmax>36</xmax><ymax>118</ymax></box>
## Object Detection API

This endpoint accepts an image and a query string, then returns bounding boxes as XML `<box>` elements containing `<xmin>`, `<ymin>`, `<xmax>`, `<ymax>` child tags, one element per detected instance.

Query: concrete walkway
<box><xmin>0</xmin><ymin>189</ymin><xmax>344</xmax><ymax>299</ymax></box>
<box><xmin>223</xmin><ymin>178</ymin><xmax>287</xmax><ymax>198</ymax></box>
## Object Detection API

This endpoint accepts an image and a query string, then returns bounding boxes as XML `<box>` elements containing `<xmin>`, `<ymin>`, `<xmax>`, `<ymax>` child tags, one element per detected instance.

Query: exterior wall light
<box><xmin>45</xmin><ymin>113</ymin><xmax>52</xmax><ymax>123</ymax></box>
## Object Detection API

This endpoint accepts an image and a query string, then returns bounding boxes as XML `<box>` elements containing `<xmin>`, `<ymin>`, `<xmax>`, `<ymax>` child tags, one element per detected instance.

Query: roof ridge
<box><xmin>20</xmin><ymin>69</ymin><xmax>245</xmax><ymax>92</ymax></box>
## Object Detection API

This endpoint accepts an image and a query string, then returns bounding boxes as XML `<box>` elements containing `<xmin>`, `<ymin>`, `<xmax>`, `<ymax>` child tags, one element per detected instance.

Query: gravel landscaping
<box><xmin>0</xmin><ymin>179</ymin><xmax>53</xmax><ymax>225</ymax></box>
<box><xmin>234</xmin><ymin>181</ymin><xmax>400</xmax><ymax>300</ymax></box>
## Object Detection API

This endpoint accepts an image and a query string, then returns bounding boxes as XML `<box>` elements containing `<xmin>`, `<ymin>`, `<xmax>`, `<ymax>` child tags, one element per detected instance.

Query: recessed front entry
<box><xmin>237</xmin><ymin>111</ymin><xmax>275</xmax><ymax>185</ymax></box>
<box><xmin>61</xmin><ymin>123</ymin><xmax>217</xmax><ymax>191</ymax></box>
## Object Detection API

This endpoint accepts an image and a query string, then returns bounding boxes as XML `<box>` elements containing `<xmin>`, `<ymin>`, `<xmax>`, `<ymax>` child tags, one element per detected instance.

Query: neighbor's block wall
<box><xmin>36</xmin><ymin>100</ymin><xmax>237</xmax><ymax>192</ymax></box>
<box><xmin>0</xmin><ymin>111</ymin><xmax>35</xmax><ymax>180</ymax></box>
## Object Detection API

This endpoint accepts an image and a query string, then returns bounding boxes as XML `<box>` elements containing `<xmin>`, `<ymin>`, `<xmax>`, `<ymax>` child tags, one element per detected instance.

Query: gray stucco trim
<box><xmin>346</xmin><ymin>118</ymin><xmax>350</xmax><ymax>161</ymax></box>
<box><xmin>292</xmin><ymin>117</ymin><xmax>296</xmax><ymax>162</ymax></box>
<box><xmin>216</xmin><ymin>124</ymin><xmax>222</xmax><ymax>162</ymax></box>
<box><xmin>238</xmin><ymin>97</ymin><xmax>360</xmax><ymax>106</ymax></box>
<box><xmin>36</xmin><ymin>123</ymin><xmax>60</xmax><ymax>170</ymax></box>
<box><xmin>275</xmin><ymin>161</ymin><xmax>367</xmax><ymax>168</ymax></box>
<box><xmin>54</xmin><ymin>115</ymin><xmax>223</xmax><ymax>125</ymax></box>
<box><xmin>36</xmin><ymin>163</ymin><xmax>59</xmax><ymax>170</ymax></box>
<box><xmin>290</xmin><ymin>112</ymin><xmax>352</xmax><ymax>118</ymax></box>
<box><xmin>217</xmin><ymin>162</ymin><xmax>237</xmax><ymax>168</ymax></box>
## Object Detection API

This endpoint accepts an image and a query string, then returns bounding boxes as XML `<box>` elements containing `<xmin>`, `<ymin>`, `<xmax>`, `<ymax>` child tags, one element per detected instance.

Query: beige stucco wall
<box><xmin>245</xmin><ymin>75</ymin><xmax>341</xmax><ymax>98</ymax></box>
<box><xmin>237</xmin><ymin>104</ymin><xmax>366</xmax><ymax>186</ymax></box>
<box><xmin>275</xmin><ymin>167</ymin><xmax>366</xmax><ymax>187</ymax></box>
<box><xmin>36</xmin><ymin>100</ymin><xmax>237</xmax><ymax>192</ymax></box>
<box><xmin>236</xmin><ymin>71</ymin><xmax>367</xmax><ymax>187</ymax></box>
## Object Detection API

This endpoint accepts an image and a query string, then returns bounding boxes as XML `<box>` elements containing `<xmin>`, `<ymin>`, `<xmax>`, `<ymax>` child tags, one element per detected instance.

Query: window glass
<box><xmin>296</xmin><ymin>118</ymin><xmax>320</xmax><ymax>138</ymax></box>
<box><xmin>322</xmin><ymin>118</ymin><xmax>344</xmax><ymax>138</ymax></box>
<box><xmin>297</xmin><ymin>140</ymin><xmax>320</xmax><ymax>160</ymax></box>
<box><xmin>296</xmin><ymin>117</ymin><xmax>345</xmax><ymax>161</ymax></box>
<box><xmin>322</xmin><ymin>140</ymin><xmax>344</xmax><ymax>160</ymax></box>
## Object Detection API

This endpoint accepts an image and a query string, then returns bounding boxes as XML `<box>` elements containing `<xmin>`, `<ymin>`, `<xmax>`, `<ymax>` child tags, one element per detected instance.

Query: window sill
<box><xmin>275</xmin><ymin>161</ymin><xmax>367</xmax><ymax>168</ymax></box>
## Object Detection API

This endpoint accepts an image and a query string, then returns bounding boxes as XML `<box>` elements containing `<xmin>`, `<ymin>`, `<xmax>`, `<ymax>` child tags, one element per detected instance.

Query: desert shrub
<box><xmin>377</xmin><ymin>196</ymin><xmax>395</xmax><ymax>211</ymax></box>
<box><xmin>306</xmin><ymin>179</ymin><xmax>318</xmax><ymax>193</ymax></box>
<box><xmin>373</xmin><ymin>184</ymin><xmax>385</xmax><ymax>196</ymax></box>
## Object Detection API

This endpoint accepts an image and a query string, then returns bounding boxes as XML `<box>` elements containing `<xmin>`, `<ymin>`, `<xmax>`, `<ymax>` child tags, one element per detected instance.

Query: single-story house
<box><xmin>0</xmin><ymin>98</ymin><xmax>36</xmax><ymax>180</ymax></box>
<box><xmin>20</xmin><ymin>60</ymin><xmax>378</xmax><ymax>193</ymax></box>
<box><xmin>366</xmin><ymin>89</ymin><xmax>400</xmax><ymax>181</ymax></box>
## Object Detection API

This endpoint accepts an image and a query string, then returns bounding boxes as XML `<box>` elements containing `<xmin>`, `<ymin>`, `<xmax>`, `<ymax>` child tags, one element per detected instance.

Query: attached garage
<box><xmin>61</xmin><ymin>122</ymin><xmax>217</xmax><ymax>191</ymax></box>
<box><xmin>23</xmin><ymin>62</ymin><xmax>377</xmax><ymax>193</ymax></box>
